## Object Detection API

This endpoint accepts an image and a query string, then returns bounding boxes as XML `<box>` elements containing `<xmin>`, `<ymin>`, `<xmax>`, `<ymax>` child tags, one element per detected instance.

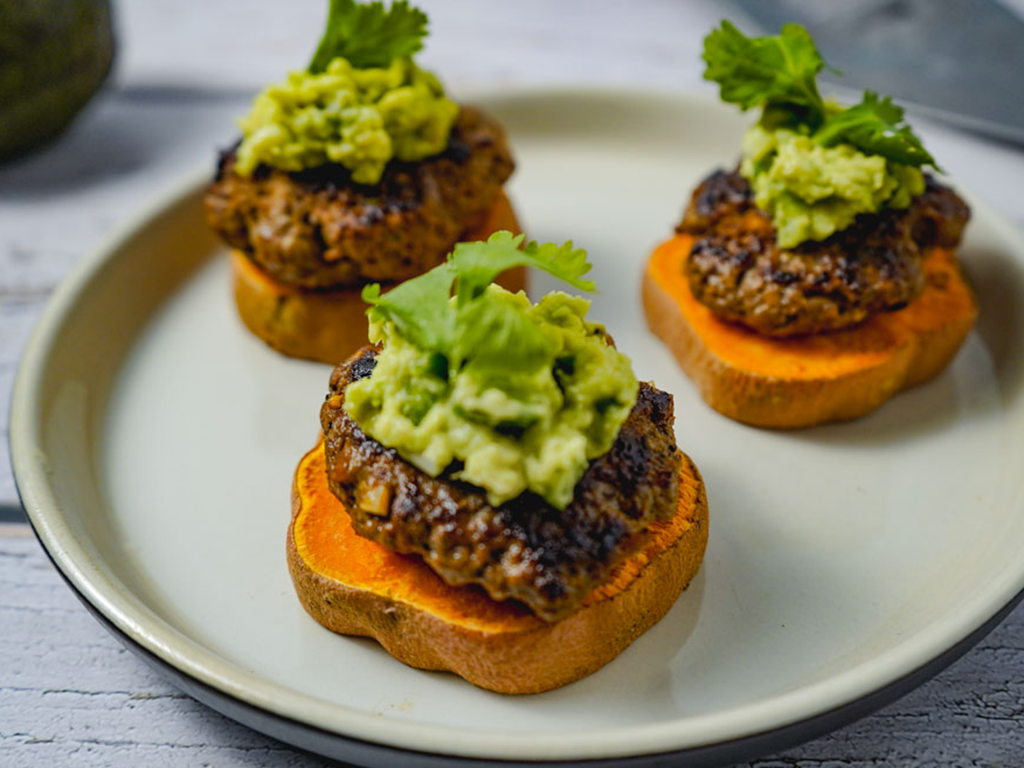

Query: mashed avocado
<box><xmin>234</xmin><ymin>56</ymin><xmax>458</xmax><ymax>184</ymax></box>
<box><xmin>740</xmin><ymin>124</ymin><xmax>925</xmax><ymax>249</ymax></box>
<box><xmin>344</xmin><ymin>287</ymin><xmax>639</xmax><ymax>509</ymax></box>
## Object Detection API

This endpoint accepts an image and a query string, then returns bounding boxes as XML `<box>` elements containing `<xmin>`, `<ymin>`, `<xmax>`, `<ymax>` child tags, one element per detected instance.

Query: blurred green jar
<box><xmin>0</xmin><ymin>0</ymin><xmax>114</xmax><ymax>161</ymax></box>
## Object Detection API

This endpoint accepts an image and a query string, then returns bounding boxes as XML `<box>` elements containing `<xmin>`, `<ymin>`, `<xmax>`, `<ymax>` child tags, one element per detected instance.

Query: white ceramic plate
<box><xmin>11</xmin><ymin>90</ymin><xmax>1024</xmax><ymax>767</ymax></box>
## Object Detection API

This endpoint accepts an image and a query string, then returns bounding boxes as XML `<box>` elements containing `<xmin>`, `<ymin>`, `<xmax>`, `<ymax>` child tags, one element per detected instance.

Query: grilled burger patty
<box><xmin>204</xmin><ymin>105</ymin><xmax>514</xmax><ymax>290</ymax></box>
<box><xmin>320</xmin><ymin>347</ymin><xmax>683</xmax><ymax>623</ymax></box>
<box><xmin>678</xmin><ymin>170</ymin><xmax>970</xmax><ymax>337</ymax></box>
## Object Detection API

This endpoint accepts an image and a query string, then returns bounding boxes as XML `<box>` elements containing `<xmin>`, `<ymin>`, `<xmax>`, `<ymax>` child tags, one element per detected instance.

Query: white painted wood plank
<box><xmin>111</xmin><ymin>0</ymin><xmax>727</xmax><ymax>92</ymax></box>
<box><xmin>0</xmin><ymin>530</ymin><xmax>333</xmax><ymax>768</ymax></box>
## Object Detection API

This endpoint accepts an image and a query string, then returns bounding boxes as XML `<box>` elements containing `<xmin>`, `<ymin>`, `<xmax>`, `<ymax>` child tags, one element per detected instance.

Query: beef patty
<box><xmin>204</xmin><ymin>105</ymin><xmax>514</xmax><ymax>290</ymax></box>
<box><xmin>320</xmin><ymin>347</ymin><xmax>682</xmax><ymax>623</ymax></box>
<box><xmin>678</xmin><ymin>170</ymin><xmax>970</xmax><ymax>337</ymax></box>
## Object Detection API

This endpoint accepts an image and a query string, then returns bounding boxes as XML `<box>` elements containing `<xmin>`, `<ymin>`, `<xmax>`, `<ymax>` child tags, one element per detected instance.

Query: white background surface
<box><xmin>4</xmin><ymin>1</ymin><xmax>1024</xmax><ymax>766</ymax></box>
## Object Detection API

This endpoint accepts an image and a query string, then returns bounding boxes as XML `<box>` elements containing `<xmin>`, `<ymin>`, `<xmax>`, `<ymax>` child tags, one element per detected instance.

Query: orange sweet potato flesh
<box><xmin>643</xmin><ymin>233</ymin><xmax>978</xmax><ymax>428</ymax></box>
<box><xmin>287</xmin><ymin>441</ymin><xmax>709</xmax><ymax>694</ymax></box>
<box><xmin>233</xmin><ymin>190</ymin><xmax>525</xmax><ymax>364</ymax></box>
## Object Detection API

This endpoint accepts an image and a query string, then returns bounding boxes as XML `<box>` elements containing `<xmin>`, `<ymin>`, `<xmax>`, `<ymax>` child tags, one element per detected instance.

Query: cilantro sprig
<box><xmin>362</xmin><ymin>231</ymin><xmax>596</xmax><ymax>370</ymax></box>
<box><xmin>703</xmin><ymin>20</ymin><xmax>935</xmax><ymax>167</ymax></box>
<box><xmin>704</xmin><ymin>21</ymin><xmax>828</xmax><ymax>129</ymax></box>
<box><xmin>814</xmin><ymin>91</ymin><xmax>936</xmax><ymax>167</ymax></box>
<box><xmin>309</xmin><ymin>0</ymin><xmax>429</xmax><ymax>72</ymax></box>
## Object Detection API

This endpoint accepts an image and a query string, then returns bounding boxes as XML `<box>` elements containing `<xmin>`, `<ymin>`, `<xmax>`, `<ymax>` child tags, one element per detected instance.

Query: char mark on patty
<box><xmin>677</xmin><ymin>170</ymin><xmax>970</xmax><ymax>337</ymax></box>
<box><xmin>320</xmin><ymin>346</ymin><xmax>682</xmax><ymax>623</ymax></box>
<box><xmin>203</xmin><ymin>105</ymin><xmax>514</xmax><ymax>290</ymax></box>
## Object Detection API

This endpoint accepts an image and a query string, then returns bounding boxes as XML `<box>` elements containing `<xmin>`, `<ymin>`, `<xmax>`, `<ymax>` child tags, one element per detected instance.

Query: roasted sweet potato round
<box><xmin>643</xmin><ymin>233</ymin><xmax>977</xmax><ymax>428</ymax></box>
<box><xmin>287</xmin><ymin>441</ymin><xmax>708</xmax><ymax>694</ymax></box>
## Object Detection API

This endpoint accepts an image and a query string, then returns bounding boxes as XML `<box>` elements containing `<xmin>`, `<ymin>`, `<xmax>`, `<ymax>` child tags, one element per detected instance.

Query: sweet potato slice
<box><xmin>287</xmin><ymin>441</ymin><xmax>708</xmax><ymax>695</ymax></box>
<box><xmin>643</xmin><ymin>233</ymin><xmax>978</xmax><ymax>428</ymax></box>
<box><xmin>232</xmin><ymin>190</ymin><xmax>525</xmax><ymax>364</ymax></box>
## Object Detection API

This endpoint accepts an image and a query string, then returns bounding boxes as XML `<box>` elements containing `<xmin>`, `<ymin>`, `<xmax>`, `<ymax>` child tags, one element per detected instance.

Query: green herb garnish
<box><xmin>813</xmin><ymin>91</ymin><xmax>936</xmax><ymax>167</ymax></box>
<box><xmin>348</xmin><ymin>233</ymin><xmax>635</xmax><ymax>509</ymax></box>
<box><xmin>703</xmin><ymin>21</ymin><xmax>828</xmax><ymax>128</ymax></box>
<box><xmin>309</xmin><ymin>0</ymin><xmax>429</xmax><ymax>72</ymax></box>
<box><xmin>703</xmin><ymin>20</ymin><xmax>935</xmax><ymax>167</ymax></box>
<box><xmin>361</xmin><ymin>231</ymin><xmax>595</xmax><ymax>371</ymax></box>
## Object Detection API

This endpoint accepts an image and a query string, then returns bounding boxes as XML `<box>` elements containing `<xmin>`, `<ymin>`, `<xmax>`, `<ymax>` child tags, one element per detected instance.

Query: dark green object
<box><xmin>701</xmin><ymin>20</ymin><xmax>934</xmax><ymax>168</ymax></box>
<box><xmin>813</xmin><ymin>91</ymin><xmax>935</xmax><ymax>167</ymax></box>
<box><xmin>309</xmin><ymin>0</ymin><xmax>428</xmax><ymax>73</ymax></box>
<box><xmin>0</xmin><ymin>0</ymin><xmax>114</xmax><ymax>161</ymax></box>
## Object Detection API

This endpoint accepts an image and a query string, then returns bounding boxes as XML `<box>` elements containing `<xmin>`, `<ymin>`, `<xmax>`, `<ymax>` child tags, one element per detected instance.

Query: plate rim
<box><xmin>10</xmin><ymin>86</ymin><xmax>1024</xmax><ymax>763</ymax></box>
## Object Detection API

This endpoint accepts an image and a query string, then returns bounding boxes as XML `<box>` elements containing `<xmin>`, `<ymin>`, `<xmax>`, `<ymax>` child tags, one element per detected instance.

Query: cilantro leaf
<box><xmin>814</xmin><ymin>91</ymin><xmax>936</xmax><ymax>167</ymax></box>
<box><xmin>362</xmin><ymin>230</ymin><xmax>597</xmax><ymax>370</ymax></box>
<box><xmin>309</xmin><ymin>0</ymin><xmax>429</xmax><ymax>72</ymax></box>
<box><xmin>703</xmin><ymin>20</ymin><xmax>828</xmax><ymax>127</ymax></box>
<box><xmin>454</xmin><ymin>294</ymin><xmax>556</xmax><ymax>371</ymax></box>
<box><xmin>362</xmin><ymin>263</ymin><xmax>456</xmax><ymax>351</ymax></box>
<box><xmin>450</xmin><ymin>231</ymin><xmax>595</xmax><ymax>307</ymax></box>
<box><xmin>703</xmin><ymin>21</ymin><xmax>938</xmax><ymax>169</ymax></box>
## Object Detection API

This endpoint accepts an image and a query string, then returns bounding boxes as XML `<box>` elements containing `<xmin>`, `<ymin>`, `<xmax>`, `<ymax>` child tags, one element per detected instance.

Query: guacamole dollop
<box><xmin>234</xmin><ymin>56</ymin><xmax>458</xmax><ymax>185</ymax></box>
<box><xmin>740</xmin><ymin>124</ymin><xmax>925</xmax><ymax>249</ymax></box>
<box><xmin>344</xmin><ymin>288</ymin><xmax>639</xmax><ymax>509</ymax></box>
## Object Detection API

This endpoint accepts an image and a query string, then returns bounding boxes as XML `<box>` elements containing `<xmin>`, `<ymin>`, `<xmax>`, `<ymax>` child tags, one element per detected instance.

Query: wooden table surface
<box><xmin>4</xmin><ymin>2</ymin><xmax>1024</xmax><ymax>765</ymax></box>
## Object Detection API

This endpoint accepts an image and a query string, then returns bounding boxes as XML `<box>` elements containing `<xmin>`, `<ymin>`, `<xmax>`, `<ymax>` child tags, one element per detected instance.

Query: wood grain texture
<box><xmin>0</xmin><ymin>529</ymin><xmax>334</xmax><ymax>768</ymax></box>
<box><xmin>3</xmin><ymin>1</ymin><xmax>1024</xmax><ymax>765</ymax></box>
